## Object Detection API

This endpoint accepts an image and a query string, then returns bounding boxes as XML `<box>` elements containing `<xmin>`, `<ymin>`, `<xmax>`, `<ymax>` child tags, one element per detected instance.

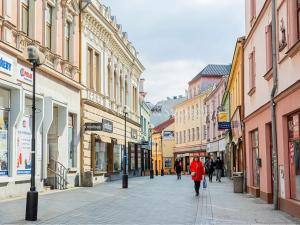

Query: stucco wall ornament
<box><xmin>279</xmin><ymin>18</ymin><xmax>287</xmax><ymax>52</ymax></box>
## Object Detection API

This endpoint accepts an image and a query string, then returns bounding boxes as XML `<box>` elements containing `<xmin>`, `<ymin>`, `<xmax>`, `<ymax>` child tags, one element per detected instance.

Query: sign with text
<box><xmin>102</xmin><ymin>119</ymin><xmax>113</xmax><ymax>133</ymax></box>
<box><xmin>85</xmin><ymin>123</ymin><xmax>102</xmax><ymax>131</ymax></box>
<box><xmin>0</xmin><ymin>51</ymin><xmax>14</xmax><ymax>76</ymax></box>
<box><xmin>218</xmin><ymin>111</ymin><xmax>231</xmax><ymax>130</ymax></box>
<box><xmin>163</xmin><ymin>131</ymin><xmax>174</xmax><ymax>139</ymax></box>
<box><xmin>17</xmin><ymin>64</ymin><xmax>33</xmax><ymax>84</ymax></box>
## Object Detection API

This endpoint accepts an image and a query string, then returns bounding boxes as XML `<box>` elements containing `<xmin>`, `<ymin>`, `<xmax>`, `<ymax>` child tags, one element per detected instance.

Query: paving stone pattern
<box><xmin>0</xmin><ymin>176</ymin><xmax>299</xmax><ymax>225</ymax></box>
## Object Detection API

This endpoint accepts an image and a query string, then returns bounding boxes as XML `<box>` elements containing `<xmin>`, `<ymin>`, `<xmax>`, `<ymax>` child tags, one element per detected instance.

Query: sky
<box><xmin>101</xmin><ymin>0</ymin><xmax>245</xmax><ymax>103</ymax></box>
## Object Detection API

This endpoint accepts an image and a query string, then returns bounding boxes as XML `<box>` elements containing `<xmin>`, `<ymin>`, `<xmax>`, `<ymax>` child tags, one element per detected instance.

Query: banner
<box><xmin>0</xmin><ymin>130</ymin><xmax>8</xmax><ymax>176</ymax></box>
<box><xmin>17</xmin><ymin>117</ymin><xmax>32</xmax><ymax>175</ymax></box>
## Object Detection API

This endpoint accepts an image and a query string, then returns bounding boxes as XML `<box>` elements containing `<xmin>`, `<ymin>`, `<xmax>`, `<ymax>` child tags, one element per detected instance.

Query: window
<box><xmin>188</xmin><ymin>129</ymin><xmax>190</xmax><ymax>142</ymax></box>
<box><xmin>68</xmin><ymin>114</ymin><xmax>76</xmax><ymax>168</ymax></box>
<box><xmin>192</xmin><ymin>128</ymin><xmax>195</xmax><ymax>141</ymax></box>
<box><xmin>207</xmin><ymin>125</ymin><xmax>210</xmax><ymax>140</ymax></box>
<box><xmin>21</xmin><ymin>1</ymin><xmax>29</xmax><ymax>35</ymax></box>
<box><xmin>265</xmin><ymin>24</ymin><xmax>272</xmax><ymax>71</ymax></box>
<box><xmin>196</xmin><ymin>104</ymin><xmax>199</xmax><ymax>118</ymax></box>
<box><xmin>249</xmin><ymin>49</ymin><xmax>256</xmax><ymax>93</ymax></box>
<box><xmin>184</xmin><ymin>130</ymin><xmax>186</xmax><ymax>143</ymax></box>
<box><xmin>192</xmin><ymin>106</ymin><xmax>194</xmax><ymax>120</ymax></box>
<box><xmin>197</xmin><ymin>127</ymin><xmax>200</xmax><ymax>140</ymax></box>
<box><xmin>46</xmin><ymin>4</ymin><xmax>53</xmax><ymax>49</ymax></box>
<box><xmin>125</xmin><ymin>81</ymin><xmax>128</xmax><ymax>106</ymax></box>
<box><xmin>113</xmin><ymin>144</ymin><xmax>121</xmax><ymax>171</ymax></box>
<box><xmin>288</xmin><ymin>113</ymin><xmax>300</xmax><ymax>201</ymax></box>
<box><xmin>95</xmin><ymin>53</ymin><xmax>101</xmax><ymax>93</ymax></box>
<box><xmin>120</xmin><ymin>76</ymin><xmax>123</xmax><ymax>106</ymax></box>
<box><xmin>250</xmin><ymin>0</ymin><xmax>256</xmax><ymax>23</ymax></box>
<box><xmin>180</xmin><ymin>131</ymin><xmax>182</xmax><ymax>144</ymax></box>
<box><xmin>93</xmin><ymin>138</ymin><xmax>107</xmax><ymax>173</ymax></box>
<box><xmin>251</xmin><ymin>130</ymin><xmax>260</xmax><ymax>187</ymax></box>
<box><xmin>176</xmin><ymin>132</ymin><xmax>178</xmax><ymax>144</ymax></box>
<box><xmin>65</xmin><ymin>22</ymin><xmax>71</xmax><ymax>61</ymax></box>
<box><xmin>87</xmin><ymin>48</ymin><xmax>93</xmax><ymax>89</ymax></box>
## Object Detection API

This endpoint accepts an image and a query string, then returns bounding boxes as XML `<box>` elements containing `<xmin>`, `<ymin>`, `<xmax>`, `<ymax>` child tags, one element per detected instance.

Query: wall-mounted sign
<box><xmin>131</xmin><ymin>129</ymin><xmax>137</xmax><ymax>139</ymax></box>
<box><xmin>102</xmin><ymin>119</ymin><xmax>113</xmax><ymax>133</ymax></box>
<box><xmin>85</xmin><ymin>123</ymin><xmax>102</xmax><ymax>131</ymax></box>
<box><xmin>218</xmin><ymin>111</ymin><xmax>231</xmax><ymax>130</ymax></box>
<box><xmin>17</xmin><ymin>64</ymin><xmax>33</xmax><ymax>84</ymax></box>
<box><xmin>0</xmin><ymin>51</ymin><xmax>14</xmax><ymax>76</ymax></box>
<box><xmin>163</xmin><ymin>131</ymin><xmax>174</xmax><ymax>140</ymax></box>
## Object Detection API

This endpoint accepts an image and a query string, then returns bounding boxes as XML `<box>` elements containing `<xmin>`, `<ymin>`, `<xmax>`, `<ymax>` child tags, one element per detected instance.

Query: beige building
<box><xmin>151</xmin><ymin>117</ymin><xmax>175</xmax><ymax>175</ymax></box>
<box><xmin>174</xmin><ymin>88</ymin><xmax>212</xmax><ymax>171</ymax></box>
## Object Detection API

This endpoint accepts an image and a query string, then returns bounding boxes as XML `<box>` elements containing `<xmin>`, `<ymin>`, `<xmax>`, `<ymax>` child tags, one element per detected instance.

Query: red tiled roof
<box><xmin>153</xmin><ymin>117</ymin><xmax>175</xmax><ymax>133</ymax></box>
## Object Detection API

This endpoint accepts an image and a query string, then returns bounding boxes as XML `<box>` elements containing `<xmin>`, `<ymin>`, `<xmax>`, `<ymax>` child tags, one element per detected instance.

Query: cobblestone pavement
<box><xmin>0</xmin><ymin>175</ymin><xmax>300</xmax><ymax>225</ymax></box>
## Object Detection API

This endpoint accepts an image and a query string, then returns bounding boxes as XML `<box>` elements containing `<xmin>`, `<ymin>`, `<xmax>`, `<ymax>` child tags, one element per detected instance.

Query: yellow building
<box><xmin>225</xmin><ymin>37</ymin><xmax>245</xmax><ymax>175</ymax></box>
<box><xmin>174</xmin><ymin>88</ymin><xmax>212</xmax><ymax>172</ymax></box>
<box><xmin>151</xmin><ymin>117</ymin><xmax>175</xmax><ymax>175</ymax></box>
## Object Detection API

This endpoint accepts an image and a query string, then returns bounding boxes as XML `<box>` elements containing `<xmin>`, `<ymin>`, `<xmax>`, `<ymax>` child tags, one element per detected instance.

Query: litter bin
<box><xmin>232</xmin><ymin>172</ymin><xmax>243</xmax><ymax>193</ymax></box>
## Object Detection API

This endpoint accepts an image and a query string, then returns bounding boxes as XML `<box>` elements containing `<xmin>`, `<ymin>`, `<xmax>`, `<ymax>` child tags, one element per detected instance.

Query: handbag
<box><xmin>191</xmin><ymin>171</ymin><xmax>196</xmax><ymax>176</ymax></box>
<box><xmin>203</xmin><ymin>177</ymin><xmax>207</xmax><ymax>189</ymax></box>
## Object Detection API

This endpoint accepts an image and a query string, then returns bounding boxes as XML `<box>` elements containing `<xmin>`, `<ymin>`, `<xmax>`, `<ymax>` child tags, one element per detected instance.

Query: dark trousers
<box><xmin>176</xmin><ymin>172</ymin><xmax>181</xmax><ymax>179</ymax></box>
<box><xmin>208</xmin><ymin>171</ymin><xmax>213</xmax><ymax>182</ymax></box>
<box><xmin>194</xmin><ymin>180</ymin><xmax>201</xmax><ymax>193</ymax></box>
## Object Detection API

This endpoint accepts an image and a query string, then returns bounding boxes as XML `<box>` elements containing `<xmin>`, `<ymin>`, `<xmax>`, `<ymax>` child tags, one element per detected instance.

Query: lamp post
<box><xmin>149</xmin><ymin>127</ymin><xmax>154</xmax><ymax>179</ymax></box>
<box><xmin>122</xmin><ymin>106</ymin><xmax>128</xmax><ymax>188</ymax></box>
<box><xmin>155</xmin><ymin>142</ymin><xmax>158</xmax><ymax>176</ymax></box>
<box><xmin>25</xmin><ymin>46</ymin><xmax>43</xmax><ymax>221</ymax></box>
<box><xmin>160</xmin><ymin>133</ymin><xmax>164</xmax><ymax>176</ymax></box>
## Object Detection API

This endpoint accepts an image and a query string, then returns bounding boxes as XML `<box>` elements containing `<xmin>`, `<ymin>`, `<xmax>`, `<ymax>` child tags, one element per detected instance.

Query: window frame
<box><xmin>21</xmin><ymin>2</ymin><xmax>29</xmax><ymax>35</ymax></box>
<box><xmin>45</xmin><ymin>3</ymin><xmax>53</xmax><ymax>49</ymax></box>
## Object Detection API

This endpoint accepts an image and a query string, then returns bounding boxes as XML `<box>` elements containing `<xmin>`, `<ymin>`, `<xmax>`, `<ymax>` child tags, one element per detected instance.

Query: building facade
<box><xmin>244</xmin><ymin>0</ymin><xmax>300</xmax><ymax>217</ymax></box>
<box><xmin>80</xmin><ymin>1</ymin><xmax>144</xmax><ymax>186</ymax></box>
<box><xmin>151</xmin><ymin>117</ymin><xmax>175</xmax><ymax>175</ymax></box>
<box><xmin>223</xmin><ymin>37</ymin><xmax>246</xmax><ymax>178</ymax></box>
<box><xmin>0</xmin><ymin>0</ymin><xmax>82</xmax><ymax>198</ymax></box>
<box><xmin>139</xmin><ymin>78</ymin><xmax>152</xmax><ymax>175</ymax></box>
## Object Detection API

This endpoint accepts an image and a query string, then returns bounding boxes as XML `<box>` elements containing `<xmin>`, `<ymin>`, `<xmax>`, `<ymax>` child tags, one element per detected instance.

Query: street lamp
<box><xmin>149</xmin><ymin>126</ymin><xmax>154</xmax><ymax>179</ymax></box>
<box><xmin>160</xmin><ymin>133</ymin><xmax>164</xmax><ymax>176</ymax></box>
<box><xmin>155</xmin><ymin>142</ymin><xmax>158</xmax><ymax>176</ymax></box>
<box><xmin>25</xmin><ymin>45</ymin><xmax>44</xmax><ymax>221</ymax></box>
<box><xmin>122</xmin><ymin>106</ymin><xmax>128</xmax><ymax>188</ymax></box>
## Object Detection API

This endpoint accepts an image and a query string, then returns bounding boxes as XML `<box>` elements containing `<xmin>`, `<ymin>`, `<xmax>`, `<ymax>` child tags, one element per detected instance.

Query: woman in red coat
<box><xmin>190</xmin><ymin>156</ymin><xmax>205</xmax><ymax>196</ymax></box>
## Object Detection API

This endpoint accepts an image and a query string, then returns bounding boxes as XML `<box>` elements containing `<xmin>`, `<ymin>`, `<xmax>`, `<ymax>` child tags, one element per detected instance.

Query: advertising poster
<box><xmin>0</xmin><ymin>130</ymin><xmax>8</xmax><ymax>176</ymax></box>
<box><xmin>17</xmin><ymin>117</ymin><xmax>32</xmax><ymax>175</ymax></box>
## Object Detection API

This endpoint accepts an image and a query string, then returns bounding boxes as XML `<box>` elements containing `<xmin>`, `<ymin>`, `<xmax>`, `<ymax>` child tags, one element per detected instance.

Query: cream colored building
<box><xmin>174</xmin><ymin>88</ymin><xmax>212</xmax><ymax>171</ymax></box>
<box><xmin>80</xmin><ymin>1</ymin><xmax>144</xmax><ymax>186</ymax></box>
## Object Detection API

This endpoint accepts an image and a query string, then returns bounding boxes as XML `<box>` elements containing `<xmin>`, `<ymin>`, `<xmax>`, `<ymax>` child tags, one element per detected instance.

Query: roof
<box><xmin>153</xmin><ymin>117</ymin><xmax>175</xmax><ymax>133</ymax></box>
<box><xmin>189</xmin><ymin>64</ymin><xmax>231</xmax><ymax>84</ymax></box>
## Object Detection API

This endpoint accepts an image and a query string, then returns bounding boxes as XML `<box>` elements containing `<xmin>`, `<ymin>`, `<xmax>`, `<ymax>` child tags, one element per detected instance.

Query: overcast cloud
<box><xmin>101</xmin><ymin>0</ymin><xmax>245</xmax><ymax>103</ymax></box>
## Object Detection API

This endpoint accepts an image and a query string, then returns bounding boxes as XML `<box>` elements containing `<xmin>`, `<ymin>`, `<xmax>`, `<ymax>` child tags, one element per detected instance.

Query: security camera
<box><xmin>27</xmin><ymin>45</ymin><xmax>40</xmax><ymax>64</ymax></box>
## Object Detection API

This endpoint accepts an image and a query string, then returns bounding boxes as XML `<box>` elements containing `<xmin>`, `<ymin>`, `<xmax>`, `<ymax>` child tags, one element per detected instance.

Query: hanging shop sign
<box><xmin>0</xmin><ymin>129</ymin><xmax>8</xmax><ymax>176</ymax></box>
<box><xmin>163</xmin><ymin>131</ymin><xmax>174</xmax><ymax>140</ymax></box>
<box><xmin>102</xmin><ymin>119</ymin><xmax>113</xmax><ymax>133</ymax></box>
<box><xmin>17</xmin><ymin>116</ymin><xmax>32</xmax><ymax>175</ymax></box>
<box><xmin>218</xmin><ymin>111</ymin><xmax>231</xmax><ymax>130</ymax></box>
<box><xmin>231</xmin><ymin>107</ymin><xmax>242</xmax><ymax>140</ymax></box>
<box><xmin>17</xmin><ymin>64</ymin><xmax>33</xmax><ymax>85</ymax></box>
<box><xmin>84</xmin><ymin>123</ymin><xmax>102</xmax><ymax>131</ymax></box>
<box><xmin>0</xmin><ymin>51</ymin><xmax>14</xmax><ymax>76</ymax></box>
<box><xmin>131</xmin><ymin>128</ymin><xmax>138</xmax><ymax>139</ymax></box>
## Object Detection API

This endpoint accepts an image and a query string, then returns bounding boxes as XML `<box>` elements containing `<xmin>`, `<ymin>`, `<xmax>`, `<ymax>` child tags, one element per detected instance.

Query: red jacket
<box><xmin>190</xmin><ymin>160</ymin><xmax>205</xmax><ymax>181</ymax></box>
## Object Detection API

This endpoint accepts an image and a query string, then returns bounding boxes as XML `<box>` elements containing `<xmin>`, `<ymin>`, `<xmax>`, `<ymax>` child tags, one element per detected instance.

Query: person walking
<box><xmin>190</xmin><ymin>156</ymin><xmax>205</xmax><ymax>196</ymax></box>
<box><xmin>205</xmin><ymin>157</ymin><xmax>214</xmax><ymax>183</ymax></box>
<box><xmin>174</xmin><ymin>159</ymin><xmax>182</xmax><ymax>180</ymax></box>
<box><xmin>215</xmin><ymin>157</ymin><xmax>223</xmax><ymax>182</ymax></box>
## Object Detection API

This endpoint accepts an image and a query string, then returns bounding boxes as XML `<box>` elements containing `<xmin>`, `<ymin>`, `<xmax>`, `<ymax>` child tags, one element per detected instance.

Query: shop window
<box><xmin>68</xmin><ymin>114</ymin><xmax>76</xmax><ymax>168</ymax></box>
<box><xmin>113</xmin><ymin>144</ymin><xmax>121</xmax><ymax>171</ymax></box>
<box><xmin>164</xmin><ymin>158</ymin><xmax>172</xmax><ymax>168</ymax></box>
<box><xmin>0</xmin><ymin>88</ymin><xmax>10</xmax><ymax>176</ymax></box>
<box><xmin>130</xmin><ymin>144</ymin><xmax>135</xmax><ymax>170</ymax></box>
<box><xmin>92</xmin><ymin>136</ymin><xmax>107</xmax><ymax>173</ymax></box>
<box><xmin>288</xmin><ymin>113</ymin><xmax>300</xmax><ymax>201</ymax></box>
<box><xmin>251</xmin><ymin>129</ymin><xmax>260</xmax><ymax>187</ymax></box>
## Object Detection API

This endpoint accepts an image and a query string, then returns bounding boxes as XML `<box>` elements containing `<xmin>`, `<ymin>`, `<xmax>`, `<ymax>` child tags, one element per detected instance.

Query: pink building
<box><xmin>244</xmin><ymin>0</ymin><xmax>300</xmax><ymax>217</ymax></box>
<box><xmin>0</xmin><ymin>1</ymin><xmax>81</xmax><ymax>197</ymax></box>
<box><xmin>204</xmin><ymin>77</ymin><xmax>228</xmax><ymax>160</ymax></box>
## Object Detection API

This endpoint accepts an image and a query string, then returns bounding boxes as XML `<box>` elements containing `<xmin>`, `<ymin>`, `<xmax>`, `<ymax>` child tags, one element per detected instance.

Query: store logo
<box><xmin>0</xmin><ymin>57</ymin><xmax>12</xmax><ymax>71</ymax></box>
<box><xmin>0</xmin><ymin>54</ymin><xmax>14</xmax><ymax>76</ymax></box>
<box><xmin>18</xmin><ymin>65</ymin><xmax>33</xmax><ymax>84</ymax></box>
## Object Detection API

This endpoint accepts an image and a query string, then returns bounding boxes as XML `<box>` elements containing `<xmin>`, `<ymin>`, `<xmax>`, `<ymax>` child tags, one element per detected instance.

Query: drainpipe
<box><xmin>271</xmin><ymin>0</ymin><xmax>279</xmax><ymax>210</ymax></box>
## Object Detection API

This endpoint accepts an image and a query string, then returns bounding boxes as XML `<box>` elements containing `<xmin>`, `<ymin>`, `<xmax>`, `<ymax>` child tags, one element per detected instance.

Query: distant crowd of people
<box><xmin>174</xmin><ymin>156</ymin><xmax>224</xmax><ymax>196</ymax></box>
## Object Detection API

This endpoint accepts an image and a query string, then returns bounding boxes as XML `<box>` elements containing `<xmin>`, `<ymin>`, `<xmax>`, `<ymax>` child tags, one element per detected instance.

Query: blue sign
<box><xmin>218</xmin><ymin>122</ymin><xmax>231</xmax><ymax>130</ymax></box>
<box><xmin>0</xmin><ymin>52</ymin><xmax>13</xmax><ymax>75</ymax></box>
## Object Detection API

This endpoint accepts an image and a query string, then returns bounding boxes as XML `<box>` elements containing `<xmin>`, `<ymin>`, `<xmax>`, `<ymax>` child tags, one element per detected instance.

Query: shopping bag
<box><xmin>203</xmin><ymin>177</ymin><xmax>207</xmax><ymax>189</ymax></box>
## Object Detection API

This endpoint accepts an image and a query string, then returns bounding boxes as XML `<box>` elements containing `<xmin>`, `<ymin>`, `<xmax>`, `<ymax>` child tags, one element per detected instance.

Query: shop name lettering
<box><xmin>0</xmin><ymin>57</ymin><xmax>12</xmax><ymax>72</ymax></box>
<box><xmin>20</xmin><ymin>68</ymin><xmax>33</xmax><ymax>81</ymax></box>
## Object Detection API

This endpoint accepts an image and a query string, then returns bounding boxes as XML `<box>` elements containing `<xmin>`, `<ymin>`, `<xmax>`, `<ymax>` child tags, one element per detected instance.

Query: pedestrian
<box><xmin>174</xmin><ymin>159</ymin><xmax>182</xmax><ymax>180</ymax></box>
<box><xmin>205</xmin><ymin>157</ymin><xmax>214</xmax><ymax>182</ymax></box>
<box><xmin>215</xmin><ymin>157</ymin><xmax>223</xmax><ymax>182</ymax></box>
<box><xmin>190</xmin><ymin>156</ymin><xmax>205</xmax><ymax>196</ymax></box>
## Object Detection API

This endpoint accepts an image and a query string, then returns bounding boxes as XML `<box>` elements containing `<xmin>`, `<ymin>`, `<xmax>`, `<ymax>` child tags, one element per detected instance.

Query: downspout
<box><xmin>271</xmin><ymin>0</ymin><xmax>279</xmax><ymax>210</ymax></box>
